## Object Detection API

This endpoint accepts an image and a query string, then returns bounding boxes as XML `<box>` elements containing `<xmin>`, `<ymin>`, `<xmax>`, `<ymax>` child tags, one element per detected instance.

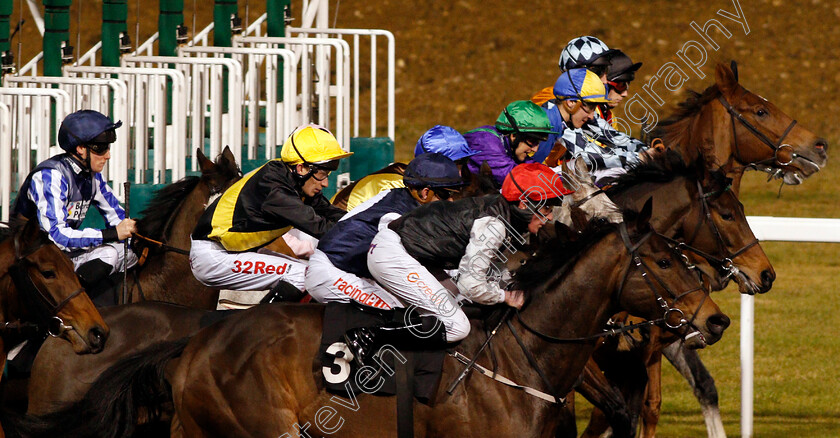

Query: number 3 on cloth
<box><xmin>323</xmin><ymin>342</ymin><xmax>353</xmax><ymax>384</ymax></box>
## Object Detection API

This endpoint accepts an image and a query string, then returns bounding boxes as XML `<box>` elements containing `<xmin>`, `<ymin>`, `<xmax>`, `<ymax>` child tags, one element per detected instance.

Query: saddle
<box><xmin>318</xmin><ymin>303</ymin><xmax>445</xmax><ymax>404</ymax></box>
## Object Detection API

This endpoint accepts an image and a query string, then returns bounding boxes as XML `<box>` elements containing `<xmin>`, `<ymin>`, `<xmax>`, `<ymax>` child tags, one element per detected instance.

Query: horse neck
<box><xmin>615</xmin><ymin>178</ymin><xmax>694</xmax><ymax>238</ymax></box>
<box><xmin>664</xmin><ymin>102</ymin><xmax>745</xmax><ymax>186</ymax></box>
<box><xmin>136</xmin><ymin>181</ymin><xmax>215</xmax><ymax>308</ymax></box>
<box><xmin>0</xmin><ymin>241</ymin><xmax>22</xmax><ymax>323</ymax></box>
<box><xmin>476</xmin><ymin>235</ymin><xmax>626</xmax><ymax>405</ymax></box>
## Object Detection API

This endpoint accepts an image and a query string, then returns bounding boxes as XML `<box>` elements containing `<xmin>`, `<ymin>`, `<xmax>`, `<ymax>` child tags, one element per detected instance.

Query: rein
<box><xmin>133</xmin><ymin>233</ymin><xmax>190</xmax><ymax>256</ymax></box>
<box><xmin>717</xmin><ymin>94</ymin><xmax>804</xmax><ymax>170</ymax></box>
<box><xmin>5</xmin><ymin>232</ymin><xmax>85</xmax><ymax>337</ymax></box>
<box><xmin>673</xmin><ymin>181</ymin><xmax>759</xmax><ymax>282</ymax></box>
<box><xmin>450</xmin><ymin>222</ymin><xmax>708</xmax><ymax>405</ymax></box>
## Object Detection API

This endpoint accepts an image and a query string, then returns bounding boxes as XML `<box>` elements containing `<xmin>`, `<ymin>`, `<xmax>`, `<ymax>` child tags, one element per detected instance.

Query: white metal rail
<box><xmin>65</xmin><ymin>65</ymin><xmax>187</xmax><ymax>184</ymax></box>
<box><xmin>123</xmin><ymin>55</ymin><xmax>244</xmax><ymax>167</ymax></box>
<box><xmin>739</xmin><ymin>216</ymin><xmax>840</xmax><ymax>438</ymax></box>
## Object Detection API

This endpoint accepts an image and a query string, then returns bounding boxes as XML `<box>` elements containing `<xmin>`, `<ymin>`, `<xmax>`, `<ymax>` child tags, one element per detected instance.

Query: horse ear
<box><xmin>730</xmin><ymin>60</ymin><xmax>739</xmax><ymax>82</ymax></box>
<box><xmin>221</xmin><ymin>146</ymin><xmax>238</xmax><ymax>166</ymax></box>
<box><xmin>573</xmin><ymin>156</ymin><xmax>590</xmax><ymax>181</ymax></box>
<box><xmin>553</xmin><ymin>220</ymin><xmax>576</xmax><ymax>242</ymax></box>
<box><xmin>196</xmin><ymin>148</ymin><xmax>214</xmax><ymax>173</ymax></box>
<box><xmin>19</xmin><ymin>217</ymin><xmax>41</xmax><ymax>247</ymax></box>
<box><xmin>637</xmin><ymin>197</ymin><xmax>654</xmax><ymax>230</ymax></box>
<box><xmin>570</xmin><ymin>206</ymin><xmax>588</xmax><ymax>231</ymax></box>
<box><xmin>480</xmin><ymin>161</ymin><xmax>492</xmax><ymax>177</ymax></box>
<box><xmin>715</xmin><ymin>63</ymin><xmax>738</xmax><ymax>96</ymax></box>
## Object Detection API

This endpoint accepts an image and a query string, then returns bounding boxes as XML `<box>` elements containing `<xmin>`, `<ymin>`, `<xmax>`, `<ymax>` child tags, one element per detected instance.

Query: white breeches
<box><xmin>304</xmin><ymin>249</ymin><xmax>401</xmax><ymax>310</ymax></box>
<box><xmin>367</xmin><ymin>228</ymin><xmax>470</xmax><ymax>342</ymax></box>
<box><xmin>189</xmin><ymin>238</ymin><xmax>307</xmax><ymax>291</ymax></box>
<box><xmin>70</xmin><ymin>242</ymin><xmax>138</xmax><ymax>275</ymax></box>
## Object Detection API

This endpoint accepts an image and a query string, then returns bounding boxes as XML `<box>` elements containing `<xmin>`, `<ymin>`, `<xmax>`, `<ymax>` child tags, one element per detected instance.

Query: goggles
<box><xmin>608</xmin><ymin>80</ymin><xmax>629</xmax><ymax>93</ymax></box>
<box><xmin>433</xmin><ymin>187</ymin><xmax>460</xmax><ymax>200</ymax></box>
<box><xmin>86</xmin><ymin>142</ymin><xmax>111</xmax><ymax>155</ymax></box>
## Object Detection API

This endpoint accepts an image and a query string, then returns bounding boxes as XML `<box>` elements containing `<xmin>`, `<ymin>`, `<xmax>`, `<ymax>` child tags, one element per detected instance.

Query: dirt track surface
<box><xmin>11</xmin><ymin>0</ymin><xmax>839</xmax><ymax>162</ymax></box>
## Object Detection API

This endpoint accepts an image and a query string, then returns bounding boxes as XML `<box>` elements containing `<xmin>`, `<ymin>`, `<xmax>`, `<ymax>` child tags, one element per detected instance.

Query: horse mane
<box><xmin>650</xmin><ymin>84</ymin><xmax>722</xmax><ymax>164</ymax></box>
<box><xmin>135</xmin><ymin>176</ymin><xmax>202</xmax><ymax>240</ymax></box>
<box><xmin>513</xmin><ymin>218</ymin><xmax>618</xmax><ymax>293</ymax></box>
<box><xmin>0</xmin><ymin>217</ymin><xmax>33</xmax><ymax>243</ymax></box>
<box><xmin>602</xmin><ymin>149</ymin><xmax>700</xmax><ymax>196</ymax></box>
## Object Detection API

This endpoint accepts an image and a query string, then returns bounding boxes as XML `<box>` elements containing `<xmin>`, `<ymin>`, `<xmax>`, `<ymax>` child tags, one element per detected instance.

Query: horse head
<box><xmin>714</xmin><ymin>62</ymin><xmax>828</xmax><ymax>185</ymax></box>
<box><xmin>617</xmin><ymin>199</ymin><xmax>730</xmax><ymax>348</ymax></box>
<box><xmin>0</xmin><ymin>220</ymin><xmax>108</xmax><ymax>354</ymax></box>
<box><xmin>688</xmin><ymin>168</ymin><xmax>775</xmax><ymax>294</ymax></box>
<box><xmin>554</xmin><ymin>156</ymin><xmax>622</xmax><ymax>228</ymax></box>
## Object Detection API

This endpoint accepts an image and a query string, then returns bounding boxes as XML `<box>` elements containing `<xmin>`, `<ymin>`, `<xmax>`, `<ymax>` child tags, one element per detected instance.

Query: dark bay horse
<box><xmin>126</xmin><ymin>146</ymin><xmax>241</xmax><ymax>309</ymax></box>
<box><xmin>27</xmin><ymin>202</ymin><xmax>731</xmax><ymax>438</ymax></box>
<box><xmin>0</xmin><ymin>220</ymin><xmax>109</xmax><ymax>436</ymax></box>
<box><xmin>567</xmin><ymin>152</ymin><xmax>771</xmax><ymax>437</ymax></box>
<box><xmin>653</xmin><ymin>62</ymin><xmax>827</xmax><ymax>193</ymax></box>
<box><xmin>22</xmin><ymin>148</ymin><xmax>240</xmax><ymax>415</ymax></box>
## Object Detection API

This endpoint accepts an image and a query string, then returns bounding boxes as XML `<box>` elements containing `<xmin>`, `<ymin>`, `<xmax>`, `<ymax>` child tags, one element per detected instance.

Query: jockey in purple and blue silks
<box><xmin>464</xmin><ymin>100</ymin><xmax>559</xmax><ymax>188</ymax></box>
<box><xmin>13</xmin><ymin>110</ymin><xmax>137</xmax><ymax>296</ymax></box>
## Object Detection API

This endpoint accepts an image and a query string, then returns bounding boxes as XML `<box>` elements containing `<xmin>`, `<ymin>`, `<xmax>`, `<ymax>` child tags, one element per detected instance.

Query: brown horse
<box><xmin>654</xmin><ymin>62</ymin><xmax>827</xmax><ymax>193</ymax></box>
<box><xmin>22</xmin><ymin>201</ymin><xmax>731</xmax><ymax>438</ymax></box>
<box><xmin>126</xmin><ymin>147</ymin><xmax>241</xmax><ymax>309</ymax></box>
<box><xmin>568</xmin><ymin>152</ymin><xmax>771</xmax><ymax>438</ymax></box>
<box><xmin>21</xmin><ymin>148</ymin><xmax>240</xmax><ymax>415</ymax></box>
<box><xmin>0</xmin><ymin>220</ymin><xmax>109</xmax><ymax>436</ymax></box>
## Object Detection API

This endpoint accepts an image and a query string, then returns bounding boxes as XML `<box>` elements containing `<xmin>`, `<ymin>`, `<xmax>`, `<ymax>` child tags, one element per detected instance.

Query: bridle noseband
<box><xmin>717</xmin><ymin>94</ymin><xmax>802</xmax><ymax>169</ymax></box>
<box><xmin>663</xmin><ymin>181</ymin><xmax>759</xmax><ymax>285</ymax></box>
<box><xmin>6</xmin><ymin>233</ymin><xmax>85</xmax><ymax>337</ymax></box>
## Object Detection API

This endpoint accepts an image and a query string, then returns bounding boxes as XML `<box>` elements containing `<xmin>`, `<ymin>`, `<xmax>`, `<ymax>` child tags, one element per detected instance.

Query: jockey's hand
<box><xmin>504</xmin><ymin>289</ymin><xmax>525</xmax><ymax>309</ymax></box>
<box><xmin>116</xmin><ymin>218</ymin><xmax>137</xmax><ymax>240</ymax></box>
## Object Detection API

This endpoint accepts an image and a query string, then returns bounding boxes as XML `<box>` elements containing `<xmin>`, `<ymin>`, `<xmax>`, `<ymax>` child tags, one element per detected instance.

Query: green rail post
<box><xmin>0</xmin><ymin>0</ymin><xmax>11</xmax><ymax>53</ymax></box>
<box><xmin>102</xmin><ymin>0</ymin><xmax>127</xmax><ymax>67</ymax></box>
<box><xmin>267</xmin><ymin>0</ymin><xmax>291</xmax><ymax>107</ymax></box>
<box><xmin>44</xmin><ymin>0</ymin><xmax>72</xmax><ymax>77</ymax></box>
<box><xmin>159</xmin><ymin>0</ymin><xmax>183</xmax><ymax>57</ymax></box>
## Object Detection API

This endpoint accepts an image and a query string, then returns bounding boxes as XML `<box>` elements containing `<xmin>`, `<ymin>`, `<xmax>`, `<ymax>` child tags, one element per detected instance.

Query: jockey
<box><xmin>597</xmin><ymin>50</ymin><xmax>642</xmax><ymax>128</ymax></box>
<box><xmin>190</xmin><ymin>124</ymin><xmax>352</xmax><ymax>297</ymax></box>
<box><xmin>334</xmin><ymin>125</ymin><xmax>477</xmax><ymax>211</ymax></box>
<box><xmin>464</xmin><ymin>101</ymin><xmax>558</xmax><ymax>188</ymax></box>
<box><xmin>12</xmin><ymin>109</ymin><xmax>137</xmax><ymax>297</ymax></box>
<box><xmin>541</xmin><ymin>68</ymin><xmax>647</xmax><ymax>179</ymax></box>
<box><xmin>531</xmin><ymin>35</ymin><xmax>617</xmax><ymax>110</ymax></box>
<box><xmin>305</xmin><ymin>153</ymin><xmax>464</xmax><ymax>309</ymax></box>
<box><xmin>344</xmin><ymin>163</ymin><xmax>573</xmax><ymax>366</ymax></box>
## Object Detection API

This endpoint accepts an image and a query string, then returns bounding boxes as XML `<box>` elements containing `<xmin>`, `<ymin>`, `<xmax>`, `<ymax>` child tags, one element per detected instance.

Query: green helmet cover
<box><xmin>494</xmin><ymin>100</ymin><xmax>558</xmax><ymax>135</ymax></box>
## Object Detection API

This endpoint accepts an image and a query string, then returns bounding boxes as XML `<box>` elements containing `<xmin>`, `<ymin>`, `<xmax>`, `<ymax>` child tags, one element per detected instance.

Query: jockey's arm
<box><xmin>26</xmin><ymin>169</ymin><xmax>117</xmax><ymax>251</ymax></box>
<box><xmin>454</xmin><ymin>216</ymin><xmax>508</xmax><ymax>305</ymax></box>
<box><xmin>262</xmin><ymin>186</ymin><xmax>343</xmax><ymax>239</ymax></box>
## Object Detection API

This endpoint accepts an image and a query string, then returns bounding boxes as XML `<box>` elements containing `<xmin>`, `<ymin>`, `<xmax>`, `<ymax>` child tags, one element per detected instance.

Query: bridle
<box><xmin>717</xmin><ymin>93</ymin><xmax>808</xmax><ymax>170</ymax></box>
<box><xmin>5</xmin><ymin>232</ymin><xmax>85</xmax><ymax>337</ymax></box>
<box><xmin>449</xmin><ymin>222</ymin><xmax>708</xmax><ymax>405</ymax></box>
<box><xmin>659</xmin><ymin>181</ymin><xmax>759</xmax><ymax>286</ymax></box>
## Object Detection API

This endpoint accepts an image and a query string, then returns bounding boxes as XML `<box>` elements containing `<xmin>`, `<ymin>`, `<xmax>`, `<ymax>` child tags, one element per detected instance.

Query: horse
<box><xmin>563</xmin><ymin>151</ymin><xmax>772</xmax><ymax>438</ymax></box>
<box><xmin>126</xmin><ymin>146</ymin><xmax>241</xmax><ymax>309</ymax></box>
<box><xmin>653</xmin><ymin>62</ymin><xmax>827</xmax><ymax>193</ymax></box>
<box><xmin>22</xmin><ymin>155</ymin><xmax>617</xmax><ymax>421</ymax></box>
<box><xmin>21</xmin><ymin>199</ymin><xmax>732</xmax><ymax>438</ymax></box>
<box><xmin>0</xmin><ymin>219</ymin><xmax>109</xmax><ymax>435</ymax></box>
<box><xmin>22</xmin><ymin>148</ymin><xmax>240</xmax><ymax>415</ymax></box>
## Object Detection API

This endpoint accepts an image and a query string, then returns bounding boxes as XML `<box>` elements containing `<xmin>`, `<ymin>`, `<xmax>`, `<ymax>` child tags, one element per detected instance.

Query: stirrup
<box><xmin>343</xmin><ymin>327</ymin><xmax>376</xmax><ymax>368</ymax></box>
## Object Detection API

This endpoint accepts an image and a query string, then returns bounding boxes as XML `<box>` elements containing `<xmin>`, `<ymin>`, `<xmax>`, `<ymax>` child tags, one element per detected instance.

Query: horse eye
<box><xmin>720</xmin><ymin>212</ymin><xmax>735</xmax><ymax>221</ymax></box>
<box><xmin>657</xmin><ymin>258</ymin><xmax>671</xmax><ymax>269</ymax></box>
<box><xmin>756</xmin><ymin>108</ymin><xmax>768</xmax><ymax>117</ymax></box>
<box><xmin>41</xmin><ymin>270</ymin><xmax>56</xmax><ymax>279</ymax></box>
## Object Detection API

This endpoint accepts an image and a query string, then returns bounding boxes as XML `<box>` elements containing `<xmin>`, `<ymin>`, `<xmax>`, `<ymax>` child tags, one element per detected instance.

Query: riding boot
<box><xmin>343</xmin><ymin>316</ymin><xmax>448</xmax><ymax>368</ymax></box>
<box><xmin>260</xmin><ymin>280</ymin><xmax>305</xmax><ymax>304</ymax></box>
<box><xmin>76</xmin><ymin>259</ymin><xmax>118</xmax><ymax>306</ymax></box>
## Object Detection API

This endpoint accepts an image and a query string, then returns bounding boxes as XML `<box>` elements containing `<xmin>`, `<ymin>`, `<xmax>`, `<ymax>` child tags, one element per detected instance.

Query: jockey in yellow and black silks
<box><xmin>190</xmin><ymin>124</ymin><xmax>352</xmax><ymax>300</ymax></box>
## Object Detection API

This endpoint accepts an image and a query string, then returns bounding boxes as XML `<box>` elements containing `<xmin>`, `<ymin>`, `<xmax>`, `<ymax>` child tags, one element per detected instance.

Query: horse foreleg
<box><xmin>577</xmin><ymin>358</ymin><xmax>633</xmax><ymax>438</ymax></box>
<box><xmin>554</xmin><ymin>391</ymin><xmax>577</xmax><ymax>438</ymax></box>
<box><xmin>662</xmin><ymin>342</ymin><xmax>726</xmax><ymax>438</ymax></box>
<box><xmin>639</xmin><ymin>348</ymin><xmax>662</xmax><ymax>438</ymax></box>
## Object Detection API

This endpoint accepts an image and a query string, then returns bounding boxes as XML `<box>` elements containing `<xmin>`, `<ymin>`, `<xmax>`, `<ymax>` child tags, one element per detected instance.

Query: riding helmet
<box><xmin>58</xmin><ymin>110</ymin><xmax>122</xmax><ymax>153</ymax></box>
<box><xmin>414</xmin><ymin>125</ymin><xmax>479</xmax><ymax>160</ymax></box>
